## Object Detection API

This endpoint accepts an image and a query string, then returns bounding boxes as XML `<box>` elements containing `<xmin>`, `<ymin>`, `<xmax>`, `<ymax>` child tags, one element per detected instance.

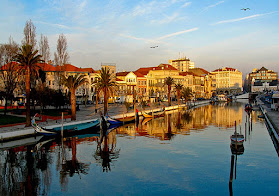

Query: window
<box><xmin>49</xmin><ymin>81</ymin><xmax>51</xmax><ymax>85</ymax></box>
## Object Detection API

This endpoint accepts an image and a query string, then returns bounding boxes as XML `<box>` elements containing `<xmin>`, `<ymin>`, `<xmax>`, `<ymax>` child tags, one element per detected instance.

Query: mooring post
<box><xmin>61</xmin><ymin>112</ymin><xmax>64</xmax><ymax>138</ymax></box>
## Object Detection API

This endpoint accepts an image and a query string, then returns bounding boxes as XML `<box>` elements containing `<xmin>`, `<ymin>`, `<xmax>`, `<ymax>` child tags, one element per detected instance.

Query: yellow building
<box><xmin>211</xmin><ymin>67</ymin><xmax>242</xmax><ymax>94</ymax></box>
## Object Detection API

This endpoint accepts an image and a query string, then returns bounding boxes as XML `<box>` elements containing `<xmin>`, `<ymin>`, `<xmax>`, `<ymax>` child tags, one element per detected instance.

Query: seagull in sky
<box><xmin>241</xmin><ymin>8</ymin><xmax>250</xmax><ymax>11</ymax></box>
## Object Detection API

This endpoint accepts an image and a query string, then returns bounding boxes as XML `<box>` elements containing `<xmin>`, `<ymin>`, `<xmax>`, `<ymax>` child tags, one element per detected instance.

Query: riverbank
<box><xmin>256</xmin><ymin>97</ymin><xmax>279</xmax><ymax>142</ymax></box>
<box><xmin>0</xmin><ymin>100</ymin><xmax>210</xmax><ymax>142</ymax></box>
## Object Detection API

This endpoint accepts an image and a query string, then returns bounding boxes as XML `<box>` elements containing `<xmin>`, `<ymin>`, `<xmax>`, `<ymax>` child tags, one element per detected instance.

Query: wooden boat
<box><xmin>230</xmin><ymin>133</ymin><xmax>245</xmax><ymax>145</ymax></box>
<box><xmin>32</xmin><ymin>115</ymin><xmax>100</xmax><ymax>136</ymax></box>
<box><xmin>106</xmin><ymin>115</ymin><xmax>135</xmax><ymax>125</ymax></box>
<box><xmin>245</xmin><ymin>103</ymin><xmax>252</xmax><ymax>113</ymax></box>
<box><xmin>142</xmin><ymin>108</ymin><xmax>165</xmax><ymax>118</ymax></box>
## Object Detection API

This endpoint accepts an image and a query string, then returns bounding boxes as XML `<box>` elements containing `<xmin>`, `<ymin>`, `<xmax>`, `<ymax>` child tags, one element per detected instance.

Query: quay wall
<box><xmin>0</xmin><ymin>100</ymin><xmax>210</xmax><ymax>142</ymax></box>
<box><xmin>257</xmin><ymin>98</ymin><xmax>279</xmax><ymax>142</ymax></box>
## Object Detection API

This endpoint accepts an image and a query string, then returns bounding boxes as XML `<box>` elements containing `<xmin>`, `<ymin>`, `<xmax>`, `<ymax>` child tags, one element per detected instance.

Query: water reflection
<box><xmin>1</xmin><ymin>102</ymin><xmax>277</xmax><ymax>195</ymax></box>
<box><xmin>94</xmin><ymin>131</ymin><xmax>120</xmax><ymax>172</ymax></box>
<box><xmin>116</xmin><ymin>103</ymin><xmax>244</xmax><ymax>140</ymax></box>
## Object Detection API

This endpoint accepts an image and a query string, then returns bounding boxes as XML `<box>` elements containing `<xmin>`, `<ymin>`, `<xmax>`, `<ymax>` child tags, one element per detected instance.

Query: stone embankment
<box><xmin>256</xmin><ymin>97</ymin><xmax>279</xmax><ymax>142</ymax></box>
<box><xmin>0</xmin><ymin>100</ymin><xmax>210</xmax><ymax>142</ymax></box>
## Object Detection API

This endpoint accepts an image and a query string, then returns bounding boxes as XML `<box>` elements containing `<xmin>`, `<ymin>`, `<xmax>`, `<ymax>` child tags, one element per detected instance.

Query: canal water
<box><xmin>1</xmin><ymin>102</ymin><xmax>279</xmax><ymax>195</ymax></box>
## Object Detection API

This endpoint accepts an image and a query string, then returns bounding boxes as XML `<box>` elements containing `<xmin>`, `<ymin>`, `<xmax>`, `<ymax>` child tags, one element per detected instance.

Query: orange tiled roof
<box><xmin>116</xmin><ymin>71</ymin><xmax>130</xmax><ymax>76</ymax></box>
<box><xmin>37</xmin><ymin>63</ymin><xmax>56</xmax><ymax>71</ymax></box>
<box><xmin>136</xmin><ymin>64</ymin><xmax>178</xmax><ymax>75</ymax></box>
<box><xmin>0</xmin><ymin>62</ymin><xmax>19</xmax><ymax>71</ymax></box>
<box><xmin>133</xmin><ymin>71</ymin><xmax>145</xmax><ymax>77</ymax></box>
<box><xmin>135</xmin><ymin>67</ymin><xmax>154</xmax><ymax>75</ymax></box>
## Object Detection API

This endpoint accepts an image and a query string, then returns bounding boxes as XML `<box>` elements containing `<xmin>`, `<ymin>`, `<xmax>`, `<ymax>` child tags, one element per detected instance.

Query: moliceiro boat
<box><xmin>142</xmin><ymin>108</ymin><xmax>165</xmax><ymax>118</ymax></box>
<box><xmin>230</xmin><ymin>133</ymin><xmax>245</xmax><ymax>145</ymax></box>
<box><xmin>106</xmin><ymin>110</ymin><xmax>139</xmax><ymax>125</ymax></box>
<box><xmin>32</xmin><ymin>114</ymin><xmax>100</xmax><ymax>136</ymax></box>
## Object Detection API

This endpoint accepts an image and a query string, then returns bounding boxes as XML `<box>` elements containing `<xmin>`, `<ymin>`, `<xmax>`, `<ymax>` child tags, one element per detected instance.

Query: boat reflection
<box><xmin>0</xmin><ymin>102</ymin><xmax>255</xmax><ymax>195</ymax></box>
<box><xmin>229</xmin><ymin>142</ymin><xmax>245</xmax><ymax>196</ymax></box>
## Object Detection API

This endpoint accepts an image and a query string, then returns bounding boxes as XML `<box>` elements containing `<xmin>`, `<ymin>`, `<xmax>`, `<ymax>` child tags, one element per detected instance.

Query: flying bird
<box><xmin>150</xmin><ymin>46</ymin><xmax>158</xmax><ymax>48</ymax></box>
<box><xmin>241</xmin><ymin>8</ymin><xmax>250</xmax><ymax>11</ymax></box>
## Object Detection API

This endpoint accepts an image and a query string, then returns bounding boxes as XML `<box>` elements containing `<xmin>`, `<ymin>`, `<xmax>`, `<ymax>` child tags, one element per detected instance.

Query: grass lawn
<box><xmin>0</xmin><ymin>114</ymin><xmax>26</xmax><ymax>125</ymax></box>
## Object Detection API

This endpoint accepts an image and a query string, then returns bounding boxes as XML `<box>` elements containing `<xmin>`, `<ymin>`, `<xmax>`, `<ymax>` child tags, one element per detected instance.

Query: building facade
<box><xmin>211</xmin><ymin>67</ymin><xmax>242</xmax><ymax>94</ymax></box>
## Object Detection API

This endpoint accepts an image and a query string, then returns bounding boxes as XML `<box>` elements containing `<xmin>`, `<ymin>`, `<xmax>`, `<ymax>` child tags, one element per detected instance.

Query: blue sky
<box><xmin>1</xmin><ymin>0</ymin><xmax>279</xmax><ymax>75</ymax></box>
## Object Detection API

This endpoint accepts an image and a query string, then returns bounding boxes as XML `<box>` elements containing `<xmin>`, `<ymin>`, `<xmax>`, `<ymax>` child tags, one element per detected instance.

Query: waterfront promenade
<box><xmin>0</xmin><ymin>101</ymin><xmax>210</xmax><ymax>141</ymax></box>
<box><xmin>256</xmin><ymin>98</ymin><xmax>279</xmax><ymax>141</ymax></box>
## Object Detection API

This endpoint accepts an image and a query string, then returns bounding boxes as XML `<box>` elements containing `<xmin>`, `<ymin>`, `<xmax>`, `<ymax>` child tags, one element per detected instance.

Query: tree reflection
<box><xmin>94</xmin><ymin>132</ymin><xmax>120</xmax><ymax>172</ymax></box>
<box><xmin>175</xmin><ymin>111</ymin><xmax>183</xmax><ymax>130</ymax></box>
<box><xmin>59</xmin><ymin>137</ymin><xmax>90</xmax><ymax>190</ymax></box>
<box><xmin>0</xmin><ymin>141</ymin><xmax>53</xmax><ymax>195</ymax></box>
<box><xmin>164</xmin><ymin>114</ymin><xmax>175</xmax><ymax>140</ymax></box>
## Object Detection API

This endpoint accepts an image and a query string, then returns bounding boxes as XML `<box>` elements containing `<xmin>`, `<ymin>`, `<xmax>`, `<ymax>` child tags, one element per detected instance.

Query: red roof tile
<box><xmin>116</xmin><ymin>71</ymin><xmax>130</xmax><ymax>76</ymax></box>
<box><xmin>133</xmin><ymin>71</ymin><xmax>145</xmax><ymax>77</ymax></box>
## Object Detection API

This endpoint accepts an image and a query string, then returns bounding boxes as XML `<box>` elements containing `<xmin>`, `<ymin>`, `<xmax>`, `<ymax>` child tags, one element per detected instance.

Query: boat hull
<box><xmin>230</xmin><ymin>134</ymin><xmax>245</xmax><ymax>145</ymax></box>
<box><xmin>106</xmin><ymin>116</ymin><xmax>135</xmax><ymax>125</ymax></box>
<box><xmin>142</xmin><ymin>110</ymin><xmax>165</xmax><ymax>118</ymax></box>
<box><xmin>32</xmin><ymin>119</ymin><xmax>100</xmax><ymax>136</ymax></box>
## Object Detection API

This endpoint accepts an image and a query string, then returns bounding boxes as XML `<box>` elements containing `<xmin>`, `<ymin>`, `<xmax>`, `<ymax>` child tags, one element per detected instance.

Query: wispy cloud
<box><xmin>151</xmin><ymin>13</ymin><xmax>183</xmax><ymax>24</ymax></box>
<box><xmin>132</xmin><ymin>0</ymin><xmax>184</xmax><ymax>16</ymax></box>
<box><xmin>202</xmin><ymin>1</ymin><xmax>224</xmax><ymax>12</ymax></box>
<box><xmin>119</xmin><ymin>34</ymin><xmax>152</xmax><ymax>42</ymax></box>
<box><xmin>121</xmin><ymin>27</ymin><xmax>198</xmax><ymax>42</ymax></box>
<box><xmin>157</xmin><ymin>27</ymin><xmax>198</xmax><ymax>40</ymax></box>
<box><xmin>211</xmin><ymin>11</ymin><xmax>277</xmax><ymax>25</ymax></box>
<box><xmin>182</xmin><ymin>2</ymin><xmax>191</xmax><ymax>8</ymax></box>
<box><xmin>34</xmin><ymin>20</ymin><xmax>71</xmax><ymax>29</ymax></box>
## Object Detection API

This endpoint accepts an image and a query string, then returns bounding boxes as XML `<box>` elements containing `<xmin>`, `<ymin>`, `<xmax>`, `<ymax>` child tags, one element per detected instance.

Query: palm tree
<box><xmin>165</xmin><ymin>77</ymin><xmax>174</xmax><ymax>106</ymax></box>
<box><xmin>94</xmin><ymin>67</ymin><xmax>116</xmax><ymax>115</ymax></box>
<box><xmin>181</xmin><ymin>87</ymin><xmax>192</xmax><ymax>104</ymax></box>
<box><xmin>15</xmin><ymin>44</ymin><xmax>42</xmax><ymax>126</ymax></box>
<box><xmin>175</xmin><ymin>83</ymin><xmax>183</xmax><ymax>105</ymax></box>
<box><xmin>61</xmin><ymin>74</ymin><xmax>88</xmax><ymax>120</ymax></box>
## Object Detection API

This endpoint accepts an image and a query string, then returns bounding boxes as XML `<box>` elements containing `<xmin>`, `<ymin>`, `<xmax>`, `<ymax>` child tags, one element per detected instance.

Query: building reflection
<box><xmin>116</xmin><ymin>102</ymin><xmax>243</xmax><ymax>140</ymax></box>
<box><xmin>0</xmin><ymin>102</ymin><xmax>247</xmax><ymax>194</ymax></box>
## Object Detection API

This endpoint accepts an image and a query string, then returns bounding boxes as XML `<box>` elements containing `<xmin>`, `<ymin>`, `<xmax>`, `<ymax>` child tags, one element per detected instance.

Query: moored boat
<box><xmin>106</xmin><ymin>115</ymin><xmax>135</xmax><ymax>125</ymax></box>
<box><xmin>142</xmin><ymin>108</ymin><xmax>165</xmax><ymax>118</ymax></box>
<box><xmin>245</xmin><ymin>103</ymin><xmax>253</xmax><ymax>113</ymax></box>
<box><xmin>230</xmin><ymin>133</ymin><xmax>245</xmax><ymax>145</ymax></box>
<box><xmin>32</xmin><ymin>115</ymin><xmax>100</xmax><ymax>136</ymax></box>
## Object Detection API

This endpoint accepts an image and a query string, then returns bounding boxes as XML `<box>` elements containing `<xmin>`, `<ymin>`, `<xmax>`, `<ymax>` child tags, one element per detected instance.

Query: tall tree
<box><xmin>0</xmin><ymin>37</ymin><xmax>19</xmax><ymax>115</ymax></box>
<box><xmin>94</xmin><ymin>67</ymin><xmax>116</xmax><ymax>115</ymax></box>
<box><xmin>175</xmin><ymin>83</ymin><xmax>183</xmax><ymax>105</ymax></box>
<box><xmin>15</xmin><ymin>44</ymin><xmax>42</xmax><ymax>126</ymax></box>
<box><xmin>165</xmin><ymin>76</ymin><xmax>174</xmax><ymax>106</ymax></box>
<box><xmin>22</xmin><ymin>19</ymin><xmax>37</xmax><ymax>49</ymax></box>
<box><xmin>181</xmin><ymin>87</ymin><xmax>192</xmax><ymax>104</ymax></box>
<box><xmin>0</xmin><ymin>37</ymin><xmax>19</xmax><ymax>66</ymax></box>
<box><xmin>61</xmin><ymin>74</ymin><xmax>88</xmax><ymax>120</ymax></box>
<box><xmin>39</xmin><ymin>34</ymin><xmax>50</xmax><ymax>64</ymax></box>
<box><xmin>54</xmin><ymin>34</ymin><xmax>69</xmax><ymax>67</ymax></box>
<box><xmin>54</xmin><ymin>34</ymin><xmax>69</xmax><ymax>90</ymax></box>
